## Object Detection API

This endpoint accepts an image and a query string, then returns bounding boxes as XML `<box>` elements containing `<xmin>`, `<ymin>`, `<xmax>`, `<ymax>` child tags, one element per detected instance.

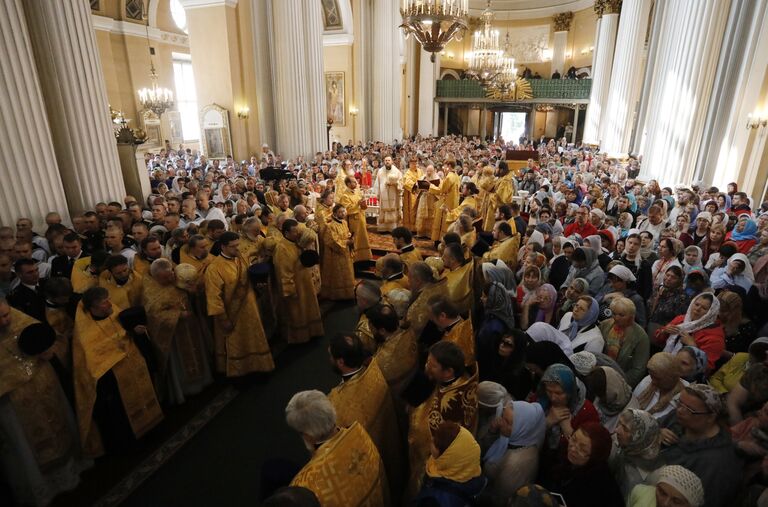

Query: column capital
<box><xmin>594</xmin><ymin>0</ymin><xmax>605</xmax><ymax>18</ymax></box>
<box><xmin>552</xmin><ymin>11</ymin><xmax>574</xmax><ymax>32</ymax></box>
<box><xmin>604</xmin><ymin>0</ymin><xmax>622</xmax><ymax>15</ymax></box>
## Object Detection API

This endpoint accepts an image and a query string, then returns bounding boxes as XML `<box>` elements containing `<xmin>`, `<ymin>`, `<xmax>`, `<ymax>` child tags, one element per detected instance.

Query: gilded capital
<box><xmin>604</xmin><ymin>0</ymin><xmax>622</xmax><ymax>14</ymax></box>
<box><xmin>594</xmin><ymin>0</ymin><xmax>606</xmax><ymax>18</ymax></box>
<box><xmin>552</xmin><ymin>11</ymin><xmax>574</xmax><ymax>32</ymax></box>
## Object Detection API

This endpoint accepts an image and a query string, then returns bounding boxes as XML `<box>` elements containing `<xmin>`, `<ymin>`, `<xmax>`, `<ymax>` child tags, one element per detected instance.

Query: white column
<box><xmin>599</xmin><ymin>0</ymin><xmax>653</xmax><ymax>156</ymax></box>
<box><xmin>357</xmin><ymin>0</ymin><xmax>372</xmax><ymax>141</ymax></box>
<box><xmin>304</xmin><ymin>0</ymin><xmax>326</xmax><ymax>152</ymax></box>
<box><xmin>23</xmin><ymin>0</ymin><xmax>125</xmax><ymax>215</ymax></box>
<box><xmin>371</xmin><ymin>0</ymin><xmax>402</xmax><ymax>142</ymax></box>
<box><xmin>572</xmin><ymin>105</ymin><xmax>580</xmax><ymax>144</ymax></box>
<box><xmin>252</xmin><ymin>0</ymin><xmax>276</xmax><ymax>149</ymax></box>
<box><xmin>552</xmin><ymin>31</ymin><xmax>568</xmax><ymax>77</ymax></box>
<box><xmin>406</xmin><ymin>39</ymin><xmax>419</xmax><ymax>137</ymax></box>
<box><xmin>591</xmin><ymin>16</ymin><xmax>602</xmax><ymax>71</ymax></box>
<box><xmin>418</xmin><ymin>48</ymin><xmax>440</xmax><ymax>136</ymax></box>
<box><xmin>638</xmin><ymin>0</ymin><xmax>730</xmax><ymax>186</ymax></box>
<box><xmin>0</xmin><ymin>0</ymin><xmax>69</xmax><ymax>227</ymax></box>
<box><xmin>582</xmin><ymin>8</ymin><xmax>619</xmax><ymax>145</ymax></box>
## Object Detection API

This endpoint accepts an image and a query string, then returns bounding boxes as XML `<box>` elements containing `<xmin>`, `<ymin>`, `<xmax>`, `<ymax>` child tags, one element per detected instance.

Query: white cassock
<box><xmin>373</xmin><ymin>165</ymin><xmax>403</xmax><ymax>232</ymax></box>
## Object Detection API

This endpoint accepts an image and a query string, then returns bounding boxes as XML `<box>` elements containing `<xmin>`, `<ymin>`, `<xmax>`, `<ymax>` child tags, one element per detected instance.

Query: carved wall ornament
<box><xmin>604</xmin><ymin>0</ymin><xmax>623</xmax><ymax>14</ymax></box>
<box><xmin>552</xmin><ymin>12</ymin><xmax>574</xmax><ymax>32</ymax></box>
<box><xmin>594</xmin><ymin>0</ymin><xmax>606</xmax><ymax>18</ymax></box>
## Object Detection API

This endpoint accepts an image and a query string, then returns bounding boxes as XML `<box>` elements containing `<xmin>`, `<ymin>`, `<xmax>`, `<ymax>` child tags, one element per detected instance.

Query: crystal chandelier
<box><xmin>400</xmin><ymin>0</ymin><xmax>469</xmax><ymax>62</ymax></box>
<box><xmin>466</xmin><ymin>1</ymin><xmax>504</xmax><ymax>87</ymax></box>
<box><xmin>488</xmin><ymin>56</ymin><xmax>517</xmax><ymax>94</ymax></box>
<box><xmin>136</xmin><ymin>14</ymin><xmax>174</xmax><ymax>116</ymax></box>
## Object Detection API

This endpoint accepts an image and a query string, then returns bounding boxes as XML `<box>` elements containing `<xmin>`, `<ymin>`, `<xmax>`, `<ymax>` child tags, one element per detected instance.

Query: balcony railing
<box><xmin>436</xmin><ymin>78</ymin><xmax>592</xmax><ymax>100</ymax></box>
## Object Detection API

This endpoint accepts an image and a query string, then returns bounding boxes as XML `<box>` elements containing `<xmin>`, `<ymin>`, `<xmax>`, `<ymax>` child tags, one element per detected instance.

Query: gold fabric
<box><xmin>443</xmin><ymin>318</ymin><xmax>475</xmax><ymax>366</ymax></box>
<box><xmin>338</xmin><ymin>186</ymin><xmax>372</xmax><ymax>262</ymax></box>
<box><xmin>355</xmin><ymin>313</ymin><xmax>378</xmax><ymax>354</ymax></box>
<box><xmin>0</xmin><ymin>339</ymin><xmax>75</xmax><ymax>469</ymax></box>
<box><xmin>291</xmin><ymin>422</ymin><xmax>387</xmax><ymax>507</ymax></box>
<box><xmin>179</xmin><ymin>245</ymin><xmax>214</xmax><ymax>278</ymax></box>
<box><xmin>399</xmin><ymin>248</ymin><xmax>423</xmax><ymax>273</ymax></box>
<box><xmin>374</xmin><ymin>327</ymin><xmax>418</xmax><ymax>395</ymax></box>
<box><xmin>445</xmin><ymin>195</ymin><xmax>479</xmax><ymax>224</ymax></box>
<box><xmin>71</xmin><ymin>257</ymin><xmax>98</xmax><ymax>294</ymax></box>
<box><xmin>430</xmin><ymin>172</ymin><xmax>461</xmax><ymax>241</ymax></box>
<box><xmin>133</xmin><ymin>256</ymin><xmax>151</xmax><ymax>278</ymax></box>
<box><xmin>45</xmin><ymin>306</ymin><xmax>74</xmax><ymax>369</ymax></box>
<box><xmin>273</xmin><ymin>238</ymin><xmax>324</xmax><ymax>343</ymax></box>
<box><xmin>320</xmin><ymin>219</ymin><xmax>355</xmax><ymax>300</ymax></box>
<box><xmin>315</xmin><ymin>203</ymin><xmax>333</xmax><ymax>235</ymax></box>
<box><xmin>205</xmin><ymin>254</ymin><xmax>275</xmax><ymax>375</ymax></box>
<box><xmin>482</xmin><ymin>235</ymin><xmax>520</xmax><ymax>268</ymax></box>
<box><xmin>416</xmin><ymin>187</ymin><xmax>438</xmax><ymax>237</ymax></box>
<box><xmin>445</xmin><ymin>260</ymin><xmax>475</xmax><ymax>317</ymax></box>
<box><xmin>483</xmin><ymin>172</ymin><xmax>517</xmax><ymax>231</ymax></box>
<box><xmin>328</xmin><ymin>359</ymin><xmax>404</xmax><ymax>498</ymax></box>
<box><xmin>72</xmin><ymin>305</ymin><xmax>163</xmax><ymax>456</ymax></box>
<box><xmin>142</xmin><ymin>276</ymin><xmax>209</xmax><ymax>385</ymax></box>
<box><xmin>0</xmin><ymin>308</ymin><xmax>38</xmax><ymax>343</ymax></box>
<box><xmin>425</xmin><ymin>426</ymin><xmax>481</xmax><ymax>482</ymax></box>
<box><xmin>402</xmin><ymin>166</ymin><xmax>423</xmax><ymax>232</ymax></box>
<box><xmin>405</xmin><ymin>278</ymin><xmax>448</xmax><ymax>337</ymax></box>
<box><xmin>238</xmin><ymin>233</ymin><xmax>268</xmax><ymax>265</ymax></box>
<box><xmin>98</xmin><ymin>270</ymin><xmax>142</xmax><ymax>311</ymax></box>
<box><xmin>380</xmin><ymin>275</ymin><xmax>409</xmax><ymax>298</ymax></box>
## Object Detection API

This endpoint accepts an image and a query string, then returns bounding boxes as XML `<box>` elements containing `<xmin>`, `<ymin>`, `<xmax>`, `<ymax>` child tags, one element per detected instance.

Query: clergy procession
<box><xmin>1</xmin><ymin>134</ymin><xmax>767</xmax><ymax>507</ymax></box>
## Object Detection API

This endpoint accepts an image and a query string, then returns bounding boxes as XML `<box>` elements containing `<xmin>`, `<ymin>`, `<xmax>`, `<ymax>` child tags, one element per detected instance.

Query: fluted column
<box><xmin>371</xmin><ymin>0</ymin><xmax>403</xmax><ymax>142</ymax></box>
<box><xmin>582</xmin><ymin>1</ymin><xmax>620</xmax><ymax>145</ymax></box>
<box><xmin>23</xmin><ymin>0</ymin><xmax>125</xmax><ymax>215</ymax></box>
<box><xmin>638</xmin><ymin>0</ymin><xmax>730</xmax><ymax>185</ymax></box>
<box><xmin>599</xmin><ymin>0</ymin><xmax>653</xmax><ymax>155</ymax></box>
<box><xmin>551</xmin><ymin>12</ymin><xmax>573</xmax><ymax>77</ymax></box>
<box><xmin>252</xmin><ymin>0</ymin><xmax>276</xmax><ymax>150</ymax></box>
<box><xmin>0</xmin><ymin>0</ymin><xmax>70</xmax><ymax>227</ymax></box>
<box><xmin>305</xmin><ymin>0</ymin><xmax>326</xmax><ymax>152</ymax></box>
<box><xmin>418</xmin><ymin>48</ymin><xmax>440</xmax><ymax>136</ymax></box>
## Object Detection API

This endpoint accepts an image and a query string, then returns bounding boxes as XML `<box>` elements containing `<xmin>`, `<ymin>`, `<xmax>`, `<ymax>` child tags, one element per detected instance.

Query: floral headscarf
<box><xmin>618</xmin><ymin>408</ymin><xmax>661</xmax><ymax>460</ymax></box>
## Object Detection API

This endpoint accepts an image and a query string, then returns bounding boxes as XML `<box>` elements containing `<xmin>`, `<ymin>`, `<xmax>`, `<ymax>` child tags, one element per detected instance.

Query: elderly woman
<box><xmin>691</xmin><ymin>212</ymin><xmax>712</xmax><ymax>244</ymax></box>
<box><xmin>548</xmin><ymin>237</ymin><xmax>576</xmax><ymax>291</ymax></box>
<box><xmin>728</xmin><ymin>216</ymin><xmax>759</xmax><ymax>254</ymax></box>
<box><xmin>609</xmin><ymin>408</ymin><xmax>662</xmax><ymax>500</ymax></box>
<box><xmin>541</xmin><ymin>422</ymin><xmax>624</xmax><ymax>507</ymax></box>
<box><xmin>627</xmin><ymin>465</ymin><xmax>704</xmax><ymax>507</ymax></box>
<box><xmin>711</xmin><ymin>252</ymin><xmax>755</xmax><ymax>292</ymax></box>
<box><xmin>656</xmin><ymin>293</ymin><xmax>725</xmax><ymax>372</ymax></box>
<box><xmin>598</xmin><ymin>264</ymin><xmax>648</xmax><ymax>328</ymax></box>
<box><xmin>558</xmin><ymin>295</ymin><xmax>604</xmax><ymax>353</ymax></box>
<box><xmin>559</xmin><ymin>277</ymin><xmax>589</xmax><ymax>321</ymax></box>
<box><xmin>477</xmin><ymin>329</ymin><xmax>532</xmax><ymax>402</ymax></box>
<box><xmin>599</xmin><ymin>297</ymin><xmax>650</xmax><ymax>387</ymax></box>
<box><xmin>583</xmin><ymin>366</ymin><xmax>633</xmax><ymax>431</ymax></box>
<box><xmin>628</xmin><ymin>352</ymin><xmax>687</xmax><ymax>420</ymax></box>
<box><xmin>520</xmin><ymin>283</ymin><xmax>558</xmax><ymax>330</ymax></box>
<box><xmin>561</xmin><ymin>247</ymin><xmax>606</xmax><ymax>296</ymax></box>
<box><xmin>676</xmin><ymin>346</ymin><xmax>708</xmax><ymax>383</ymax></box>
<box><xmin>717</xmin><ymin>289</ymin><xmax>758</xmax><ymax>354</ymax></box>
<box><xmin>747</xmin><ymin>227</ymin><xmax>768</xmax><ymax>264</ymax></box>
<box><xmin>477</xmin><ymin>282</ymin><xmax>516</xmax><ymax>352</ymax></box>
<box><xmin>481</xmin><ymin>400</ymin><xmax>546</xmax><ymax>499</ymax></box>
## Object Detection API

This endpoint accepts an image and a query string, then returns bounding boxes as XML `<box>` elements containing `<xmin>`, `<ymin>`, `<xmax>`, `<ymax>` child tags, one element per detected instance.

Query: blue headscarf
<box><xmin>626</xmin><ymin>192</ymin><xmax>639</xmax><ymax>213</ymax></box>
<box><xmin>537</xmin><ymin>363</ymin><xmax>578</xmax><ymax>411</ymax></box>
<box><xmin>565</xmin><ymin>296</ymin><xmax>599</xmax><ymax>340</ymax></box>
<box><xmin>732</xmin><ymin>218</ymin><xmax>758</xmax><ymax>241</ymax></box>
<box><xmin>483</xmin><ymin>401</ymin><xmax>546</xmax><ymax>464</ymax></box>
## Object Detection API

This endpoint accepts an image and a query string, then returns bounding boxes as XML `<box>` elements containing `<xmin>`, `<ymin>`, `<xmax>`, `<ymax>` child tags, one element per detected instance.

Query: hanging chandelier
<box><xmin>136</xmin><ymin>11</ymin><xmax>174</xmax><ymax>116</ymax></box>
<box><xmin>400</xmin><ymin>0</ymin><xmax>469</xmax><ymax>62</ymax></box>
<box><xmin>466</xmin><ymin>1</ymin><xmax>504</xmax><ymax>87</ymax></box>
<box><xmin>488</xmin><ymin>56</ymin><xmax>517</xmax><ymax>94</ymax></box>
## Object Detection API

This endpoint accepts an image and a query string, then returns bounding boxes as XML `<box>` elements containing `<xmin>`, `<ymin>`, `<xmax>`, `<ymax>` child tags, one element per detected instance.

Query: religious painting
<box><xmin>140</xmin><ymin>109</ymin><xmax>162</xmax><ymax>147</ymax></box>
<box><xmin>163</xmin><ymin>111</ymin><xmax>183</xmax><ymax>146</ymax></box>
<box><xmin>200</xmin><ymin>104</ymin><xmax>233</xmax><ymax>160</ymax></box>
<box><xmin>326</xmin><ymin>72</ymin><xmax>345</xmax><ymax>126</ymax></box>
<box><xmin>321</xmin><ymin>0</ymin><xmax>343</xmax><ymax>30</ymax></box>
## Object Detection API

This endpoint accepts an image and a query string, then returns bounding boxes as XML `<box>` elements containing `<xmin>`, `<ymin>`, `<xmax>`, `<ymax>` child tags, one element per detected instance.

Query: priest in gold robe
<box><xmin>98</xmin><ymin>255</ymin><xmax>142</xmax><ymax>311</ymax></box>
<box><xmin>338</xmin><ymin>176</ymin><xmax>372</xmax><ymax>262</ymax></box>
<box><xmin>406</xmin><ymin>341</ymin><xmax>478</xmax><ymax>499</ymax></box>
<box><xmin>429</xmin><ymin>160</ymin><xmax>461</xmax><ymax>242</ymax></box>
<box><xmin>415</xmin><ymin>165</ymin><xmax>440</xmax><ymax>238</ymax></box>
<box><xmin>428</xmin><ymin>296</ymin><xmax>475</xmax><ymax>366</ymax></box>
<box><xmin>404</xmin><ymin>262</ymin><xmax>449</xmax><ymax>337</ymax></box>
<box><xmin>445</xmin><ymin>182</ymin><xmax>480</xmax><ymax>224</ymax></box>
<box><xmin>143</xmin><ymin>259</ymin><xmax>212</xmax><ymax>404</ymax></box>
<box><xmin>0</xmin><ymin>297</ymin><xmax>39</xmax><ymax>344</ymax></box>
<box><xmin>327</xmin><ymin>334</ymin><xmax>404</xmax><ymax>499</ymax></box>
<box><xmin>0</xmin><ymin>322</ymin><xmax>90</xmax><ymax>506</ymax></box>
<box><xmin>71</xmin><ymin>251</ymin><xmax>108</xmax><ymax>295</ymax></box>
<box><xmin>205</xmin><ymin>232</ymin><xmax>275</xmax><ymax>376</ymax></box>
<box><xmin>377</xmin><ymin>253</ymin><xmax>409</xmax><ymax>297</ymax></box>
<box><xmin>392</xmin><ymin>227</ymin><xmax>423</xmax><ymax>272</ymax></box>
<box><xmin>402</xmin><ymin>160</ymin><xmax>423</xmax><ymax>232</ymax></box>
<box><xmin>367</xmin><ymin>303</ymin><xmax>418</xmax><ymax>397</ymax></box>
<box><xmin>482</xmin><ymin>161</ymin><xmax>517</xmax><ymax>231</ymax></box>
<box><xmin>273</xmin><ymin>220</ymin><xmax>324</xmax><ymax>343</ymax></box>
<box><xmin>320</xmin><ymin>205</ymin><xmax>355</xmax><ymax>301</ymax></box>
<box><xmin>482</xmin><ymin>221</ymin><xmax>520</xmax><ymax>269</ymax></box>
<box><xmin>353</xmin><ymin>280</ymin><xmax>381</xmax><ymax>353</ymax></box>
<box><xmin>286</xmin><ymin>390</ymin><xmax>387</xmax><ymax>507</ymax></box>
<box><xmin>441</xmin><ymin>242</ymin><xmax>475</xmax><ymax>318</ymax></box>
<box><xmin>72</xmin><ymin>287</ymin><xmax>163</xmax><ymax>456</ymax></box>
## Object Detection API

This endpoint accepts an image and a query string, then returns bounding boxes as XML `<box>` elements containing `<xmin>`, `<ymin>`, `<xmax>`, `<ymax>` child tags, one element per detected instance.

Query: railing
<box><xmin>436</xmin><ymin>78</ymin><xmax>592</xmax><ymax>100</ymax></box>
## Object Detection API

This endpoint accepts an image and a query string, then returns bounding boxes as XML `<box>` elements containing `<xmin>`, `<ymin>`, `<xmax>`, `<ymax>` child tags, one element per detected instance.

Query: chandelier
<box><xmin>400</xmin><ymin>0</ymin><xmax>469</xmax><ymax>62</ymax></box>
<box><xmin>488</xmin><ymin>56</ymin><xmax>517</xmax><ymax>94</ymax></box>
<box><xmin>466</xmin><ymin>1</ymin><xmax>505</xmax><ymax>87</ymax></box>
<box><xmin>136</xmin><ymin>13</ymin><xmax>174</xmax><ymax>116</ymax></box>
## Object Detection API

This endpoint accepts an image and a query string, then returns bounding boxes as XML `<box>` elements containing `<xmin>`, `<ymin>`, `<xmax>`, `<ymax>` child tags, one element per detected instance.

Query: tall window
<box><xmin>172</xmin><ymin>53</ymin><xmax>199</xmax><ymax>141</ymax></box>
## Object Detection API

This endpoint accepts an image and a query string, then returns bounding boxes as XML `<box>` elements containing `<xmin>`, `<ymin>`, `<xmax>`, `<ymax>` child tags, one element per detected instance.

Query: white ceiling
<box><xmin>468</xmin><ymin>0</ymin><xmax>594</xmax><ymax>18</ymax></box>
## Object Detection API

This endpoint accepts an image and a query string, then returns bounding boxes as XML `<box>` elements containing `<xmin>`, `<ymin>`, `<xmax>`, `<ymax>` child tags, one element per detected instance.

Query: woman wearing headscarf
<box><xmin>548</xmin><ymin>237</ymin><xmax>576</xmax><ymax>292</ymax></box>
<box><xmin>536</xmin><ymin>364</ymin><xmax>600</xmax><ymax>459</ymax></box>
<box><xmin>561</xmin><ymin>247</ymin><xmax>606</xmax><ymax>296</ymax></box>
<box><xmin>541</xmin><ymin>422</ymin><xmax>624</xmax><ymax>507</ymax></box>
<box><xmin>711</xmin><ymin>252</ymin><xmax>755</xmax><ymax>292</ymax></box>
<box><xmin>414</xmin><ymin>422</ymin><xmax>485</xmax><ymax>507</ymax></box>
<box><xmin>676</xmin><ymin>346</ymin><xmax>708</xmax><ymax>383</ymax></box>
<box><xmin>648</xmin><ymin>265</ymin><xmax>691</xmax><ymax>336</ymax></box>
<box><xmin>727</xmin><ymin>216</ymin><xmax>759</xmax><ymax>254</ymax></box>
<box><xmin>481</xmin><ymin>260</ymin><xmax>516</xmax><ymax>292</ymax></box>
<box><xmin>691</xmin><ymin>212</ymin><xmax>712</xmax><ymax>245</ymax></box>
<box><xmin>683</xmin><ymin>268</ymin><xmax>710</xmax><ymax>298</ymax></box>
<box><xmin>681</xmin><ymin>245</ymin><xmax>704</xmax><ymax>275</ymax></box>
<box><xmin>656</xmin><ymin>293</ymin><xmax>725</xmax><ymax>372</ymax></box>
<box><xmin>717</xmin><ymin>289</ymin><xmax>758</xmax><ymax>354</ymax></box>
<box><xmin>525</xmin><ymin>340</ymin><xmax>575</xmax><ymax>388</ymax></box>
<box><xmin>525</xmin><ymin>322</ymin><xmax>574</xmax><ymax>356</ymax></box>
<box><xmin>585</xmin><ymin>234</ymin><xmax>612</xmax><ymax>271</ymax></box>
<box><xmin>558</xmin><ymin>295</ymin><xmax>604</xmax><ymax>353</ymax></box>
<box><xmin>520</xmin><ymin>283</ymin><xmax>558</xmax><ymax>330</ymax></box>
<box><xmin>651</xmin><ymin>238</ymin><xmax>683</xmax><ymax>288</ymax></box>
<box><xmin>477</xmin><ymin>282</ymin><xmax>516</xmax><ymax>352</ymax></box>
<box><xmin>747</xmin><ymin>226</ymin><xmax>768</xmax><ymax>264</ymax></box>
<box><xmin>709</xmin><ymin>337</ymin><xmax>768</xmax><ymax>393</ymax></box>
<box><xmin>477</xmin><ymin>329</ymin><xmax>532</xmax><ymax>402</ymax></box>
<box><xmin>482</xmin><ymin>400</ymin><xmax>546</xmax><ymax>499</ymax></box>
<box><xmin>583</xmin><ymin>366</ymin><xmax>633</xmax><ymax>431</ymax></box>
<box><xmin>515</xmin><ymin>265</ymin><xmax>542</xmax><ymax>314</ymax></box>
<box><xmin>628</xmin><ymin>352</ymin><xmax>688</xmax><ymax>420</ymax></box>
<box><xmin>627</xmin><ymin>465</ymin><xmax>704</xmax><ymax>507</ymax></box>
<box><xmin>598</xmin><ymin>263</ymin><xmax>648</xmax><ymax>328</ymax></box>
<box><xmin>609</xmin><ymin>408</ymin><xmax>662</xmax><ymax>500</ymax></box>
<box><xmin>599</xmin><ymin>297</ymin><xmax>651</xmax><ymax>387</ymax></box>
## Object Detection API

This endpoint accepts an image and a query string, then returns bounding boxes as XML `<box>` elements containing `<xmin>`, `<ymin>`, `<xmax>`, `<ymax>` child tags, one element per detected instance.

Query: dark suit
<box><xmin>50</xmin><ymin>254</ymin><xmax>81</xmax><ymax>279</ymax></box>
<box><xmin>8</xmin><ymin>283</ymin><xmax>47</xmax><ymax>321</ymax></box>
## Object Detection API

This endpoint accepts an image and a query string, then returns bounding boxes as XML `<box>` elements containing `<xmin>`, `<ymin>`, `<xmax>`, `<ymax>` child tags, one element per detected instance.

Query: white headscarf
<box><xmin>663</xmin><ymin>293</ymin><xmax>721</xmax><ymax>355</ymax></box>
<box><xmin>526</xmin><ymin>322</ymin><xmax>574</xmax><ymax>355</ymax></box>
<box><xmin>728</xmin><ymin>253</ymin><xmax>755</xmax><ymax>283</ymax></box>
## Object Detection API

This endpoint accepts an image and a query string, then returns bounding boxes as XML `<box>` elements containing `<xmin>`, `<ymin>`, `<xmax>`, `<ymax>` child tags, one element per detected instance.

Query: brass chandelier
<box><xmin>466</xmin><ymin>1</ymin><xmax>505</xmax><ymax>87</ymax></box>
<box><xmin>400</xmin><ymin>0</ymin><xmax>470</xmax><ymax>62</ymax></box>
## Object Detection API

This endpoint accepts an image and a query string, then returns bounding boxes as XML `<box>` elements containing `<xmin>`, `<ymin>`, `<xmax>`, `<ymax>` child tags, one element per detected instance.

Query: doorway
<box><xmin>500</xmin><ymin>112</ymin><xmax>527</xmax><ymax>144</ymax></box>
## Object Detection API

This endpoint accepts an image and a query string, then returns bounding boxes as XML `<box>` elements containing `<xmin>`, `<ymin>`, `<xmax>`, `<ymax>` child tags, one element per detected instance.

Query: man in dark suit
<box><xmin>8</xmin><ymin>258</ymin><xmax>46</xmax><ymax>321</ymax></box>
<box><xmin>51</xmin><ymin>232</ymin><xmax>84</xmax><ymax>279</ymax></box>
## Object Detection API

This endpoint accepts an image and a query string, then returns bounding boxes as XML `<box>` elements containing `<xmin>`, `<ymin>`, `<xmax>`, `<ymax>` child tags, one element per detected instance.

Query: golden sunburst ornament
<box><xmin>486</xmin><ymin>77</ymin><xmax>533</xmax><ymax>101</ymax></box>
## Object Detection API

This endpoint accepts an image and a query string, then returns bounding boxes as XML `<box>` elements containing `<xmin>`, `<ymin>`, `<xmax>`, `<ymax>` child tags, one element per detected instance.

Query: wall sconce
<box><xmin>747</xmin><ymin>112</ymin><xmax>768</xmax><ymax>129</ymax></box>
<box><xmin>349</xmin><ymin>105</ymin><xmax>359</xmax><ymax>117</ymax></box>
<box><xmin>237</xmin><ymin>106</ymin><xmax>250</xmax><ymax>120</ymax></box>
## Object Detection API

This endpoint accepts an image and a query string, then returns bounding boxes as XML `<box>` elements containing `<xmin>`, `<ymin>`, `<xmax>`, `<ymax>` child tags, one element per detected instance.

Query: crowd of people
<box><xmin>0</xmin><ymin>134</ymin><xmax>767</xmax><ymax>506</ymax></box>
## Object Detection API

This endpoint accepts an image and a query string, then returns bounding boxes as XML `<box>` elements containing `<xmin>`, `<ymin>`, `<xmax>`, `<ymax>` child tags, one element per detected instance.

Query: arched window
<box><xmin>170</xmin><ymin>0</ymin><xmax>187</xmax><ymax>34</ymax></box>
